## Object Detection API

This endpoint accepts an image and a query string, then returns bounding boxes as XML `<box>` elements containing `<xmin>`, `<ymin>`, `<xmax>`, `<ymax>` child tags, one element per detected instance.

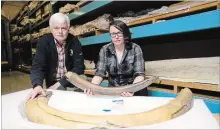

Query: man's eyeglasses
<box><xmin>110</xmin><ymin>32</ymin><xmax>123</xmax><ymax>38</ymax></box>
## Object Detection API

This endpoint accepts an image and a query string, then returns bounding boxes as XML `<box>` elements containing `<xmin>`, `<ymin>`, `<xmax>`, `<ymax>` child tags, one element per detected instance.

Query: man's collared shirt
<box><xmin>54</xmin><ymin>39</ymin><xmax>67</xmax><ymax>80</ymax></box>
<box><xmin>95</xmin><ymin>42</ymin><xmax>145</xmax><ymax>86</ymax></box>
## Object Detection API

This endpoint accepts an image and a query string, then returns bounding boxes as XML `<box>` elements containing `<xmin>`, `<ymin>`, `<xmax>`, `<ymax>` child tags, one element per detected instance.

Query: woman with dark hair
<box><xmin>84</xmin><ymin>20</ymin><xmax>147</xmax><ymax>97</ymax></box>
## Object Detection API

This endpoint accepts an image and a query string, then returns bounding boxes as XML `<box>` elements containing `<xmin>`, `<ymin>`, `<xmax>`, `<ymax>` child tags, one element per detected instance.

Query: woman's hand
<box><xmin>84</xmin><ymin>89</ymin><xmax>94</xmax><ymax>95</ymax></box>
<box><xmin>121</xmin><ymin>92</ymin><xmax>134</xmax><ymax>97</ymax></box>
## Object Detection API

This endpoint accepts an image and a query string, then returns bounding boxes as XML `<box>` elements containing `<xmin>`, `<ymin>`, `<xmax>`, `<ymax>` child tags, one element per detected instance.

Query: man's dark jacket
<box><xmin>30</xmin><ymin>33</ymin><xmax>85</xmax><ymax>88</ymax></box>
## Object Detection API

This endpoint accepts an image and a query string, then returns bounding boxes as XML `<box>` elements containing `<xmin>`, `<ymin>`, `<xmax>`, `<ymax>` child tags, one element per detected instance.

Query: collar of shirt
<box><xmin>54</xmin><ymin>39</ymin><xmax>66</xmax><ymax>48</ymax></box>
<box><xmin>108</xmin><ymin>42</ymin><xmax>132</xmax><ymax>55</ymax></box>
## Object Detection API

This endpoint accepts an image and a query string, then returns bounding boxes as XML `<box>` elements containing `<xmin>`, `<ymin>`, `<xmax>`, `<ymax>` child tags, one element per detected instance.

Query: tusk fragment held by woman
<box><xmin>65</xmin><ymin>72</ymin><xmax>158</xmax><ymax>95</ymax></box>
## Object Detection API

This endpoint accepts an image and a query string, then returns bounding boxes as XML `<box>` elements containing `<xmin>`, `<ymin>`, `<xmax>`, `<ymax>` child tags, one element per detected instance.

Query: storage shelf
<box><xmin>128</xmin><ymin>1</ymin><xmax>219</xmax><ymax>26</ymax></box>
<box><xmin>11</xmin><ymin>32</ymin><xmax>16</xmax><ymax>36</ymax></box>
<box><xmin>17</xmin><ymin>40</ymin><xmax>30</xmax><ymax>44</ymax></box>
<box><xmin>16</xmin><ymin>3</ymin><xmax>29</xmax><ymax>25</ymax></box>
<box><xmin>131</xmin><ymin>10</ymin><xmax>220</xmax><ymax>39</ymax></box>
<box><xmin>17</xmin><ymin>12</ymin><xmax>28</xmax><ymax>25</ymax></box>
<box><xmin>17</xmin><ymin>25</ymin><xmax>30</xmax><ymax>35</ymax></box>
<box><xmin>68</xmin><ymin>0</ymin><xmax>112</xmax><ymax>21</ymax></box>
<box><xmin>29</xmin><ymin>1</ymin><xmax>50</xmax><ymax>17</ymax></box>
<box><xmin>31</xmin><ymin>16</ymin><xmax>50</xmax><ymax>31</ymax></box>
<box><xmin>51</xmin><ymin>1</ymin><xmax>79</xmax><ymax>13</ymax></box>
<box><xmin>79</xmin><ymin>10</ymin><xmax>220</xmax><ymax>46</ymax></box>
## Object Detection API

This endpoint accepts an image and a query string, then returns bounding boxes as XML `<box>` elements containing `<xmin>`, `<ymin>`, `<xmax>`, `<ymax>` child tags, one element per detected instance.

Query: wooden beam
<box><xmin>155</xmin><ymin>79</ymin><xmax>220</xmax><ymax>92</ymax></box>
<box><xmin>84</xmin><ymin>69</ymin><xmax>109</xmax><ymax>77</ymax></box>
<box><xmin>174</xmin><ymin>85</ymin><xmax>180</xmax><ymax>93</ymax></box>
<box><xmin>217</xmin><ymin>0</ymin><xmax>220</xmax><ymax>9</ymax></box>
<box><xmin>84</xmin><ymin>69</ymin><xmax>96</xmax><ymax>76</ymax></box>
<box><xmin>95</xmin><ymin>29</ymin><xmax>108</xmax><ymax>35</ymax></box>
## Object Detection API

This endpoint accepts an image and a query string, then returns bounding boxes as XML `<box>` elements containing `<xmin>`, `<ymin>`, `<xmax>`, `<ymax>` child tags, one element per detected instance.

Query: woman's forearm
<box><xmin>133</xmin><ymin>76</ymin><xmax>145</xmax><ymax>84</ymax></box>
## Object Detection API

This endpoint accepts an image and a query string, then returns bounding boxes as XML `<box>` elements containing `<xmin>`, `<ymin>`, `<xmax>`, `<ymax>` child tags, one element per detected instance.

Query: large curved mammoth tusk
<box><xmin>26</xmin><ymin>97</ymin><xmax>98</xmax><ymax>129</ymax></box>
<box><xmin>26</xmin><ymin>88</ymin><xmax>193</xmax><ymax>128</ymax></box>
<box><xmin>65</xmin><ymin>72</ymin><xmax>158</xmax><ymax>95</ymax></box>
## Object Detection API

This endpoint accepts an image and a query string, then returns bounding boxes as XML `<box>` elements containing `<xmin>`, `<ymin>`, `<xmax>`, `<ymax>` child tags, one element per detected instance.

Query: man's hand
<box><xmin>49</xmin><ymin>82</ymin><xmax>61</xmax><ymax>90</ymax></box>
<box><xmin>26</xmin><ymin>86</ymin><xmax>46</xmax><ymax>101</ymax></box>
<box><xmin>121</xmin><ymin>92</ymin><xmax>134</xmax><ymax>97</ymax></box>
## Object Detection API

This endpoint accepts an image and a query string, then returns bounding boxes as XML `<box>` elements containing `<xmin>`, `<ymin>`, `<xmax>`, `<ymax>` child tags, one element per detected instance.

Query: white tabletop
<box><xmin>2</xmin><ymin>89</ymin><xmax>219</xmax><ymax>129</ymax></box>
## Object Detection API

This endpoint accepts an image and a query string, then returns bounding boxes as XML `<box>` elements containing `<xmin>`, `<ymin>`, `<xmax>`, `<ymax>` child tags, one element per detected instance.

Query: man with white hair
<box><xmin>26</xmin><ymin>13</ymin><xmax>85</xmax><ymax>100</ymax></box>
